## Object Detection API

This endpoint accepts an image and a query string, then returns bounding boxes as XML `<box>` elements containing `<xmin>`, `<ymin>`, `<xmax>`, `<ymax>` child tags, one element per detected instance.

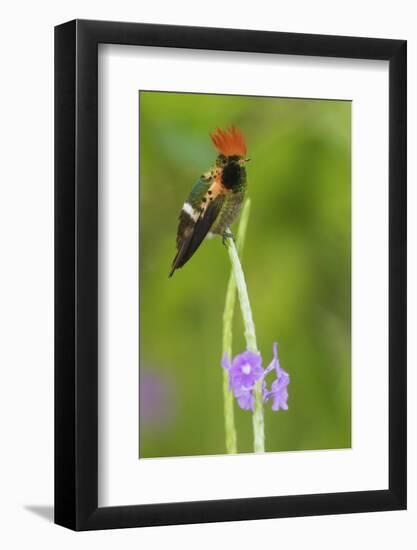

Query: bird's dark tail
<box><xmin>168</xmin><ymin>240</ymin><xmax>189</xmax><ymax>277</ymax></box>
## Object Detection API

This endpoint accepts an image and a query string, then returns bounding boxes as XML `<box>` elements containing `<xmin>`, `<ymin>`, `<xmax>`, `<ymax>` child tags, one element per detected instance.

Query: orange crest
<box><xmin>210</xmin><ymin>126</ymin><xmax>247</xmax><ymax>157</ymax></box>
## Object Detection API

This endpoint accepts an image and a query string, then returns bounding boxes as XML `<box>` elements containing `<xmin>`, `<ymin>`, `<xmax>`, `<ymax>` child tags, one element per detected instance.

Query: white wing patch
<box><xmin>182</xmin><ymin>202</ymin><xmax>199</xmax><ymax>222</ymax></box>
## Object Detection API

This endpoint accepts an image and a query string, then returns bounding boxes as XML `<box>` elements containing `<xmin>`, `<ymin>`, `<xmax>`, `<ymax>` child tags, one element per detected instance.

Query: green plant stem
<box><xmin>224</xmin><ymin>201</ymin><xmax>265</xmax><ymax>453</ymax></box>
<box><xmin>222</xmin><ymin>200</ymin><xmax>251</xmax><ymax>453</ymax></box>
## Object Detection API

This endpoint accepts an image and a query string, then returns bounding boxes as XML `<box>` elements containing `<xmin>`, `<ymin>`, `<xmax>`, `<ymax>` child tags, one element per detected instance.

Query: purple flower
<box><xmin>268</xmin><ymin>376</ymin><xmax>290</xmax><ymax>410</ymax></box>
<box><xmin>229</xmin><ymin>351</ymin><xmax>263</xmax><ymax>391</ymax></box>
<box><xmin>234</xmin><ymin>388</ymin><xmax>255</xmax><ymax>410</ymax></box>
<box><xmin>263</xmin><ymin>343</ymin><xmax>290</xmax><ymax>411</ymax></box>
<box><xmin>222</xmin><ymin>350</ymin><xmax>263</xmax><ymax>411</ymax></box>
<box><xmin>222</xmin><ymin>343</ymin><xmax>289</xmax><ymax>412</ymax></box>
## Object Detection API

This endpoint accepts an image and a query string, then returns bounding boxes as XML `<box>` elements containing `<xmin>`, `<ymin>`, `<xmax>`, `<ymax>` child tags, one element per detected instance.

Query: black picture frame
<box><xmin>55</xmin><ymin>19</ymin><xmax>407</xmax><ymax>531</ymax></box>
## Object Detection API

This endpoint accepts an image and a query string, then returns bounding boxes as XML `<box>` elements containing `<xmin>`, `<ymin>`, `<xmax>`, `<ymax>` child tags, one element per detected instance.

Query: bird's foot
<box><xmin>222</xmin><ymin>231</ymin><xmax>235</xmax><ymax>245</ymax></box>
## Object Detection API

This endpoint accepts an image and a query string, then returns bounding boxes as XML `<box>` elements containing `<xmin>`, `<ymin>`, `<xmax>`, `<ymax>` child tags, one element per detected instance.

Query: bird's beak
<box><xmin>239</xmin><ymin>158</ymin><xmax>251</xmax><ymax>165</ymax></box>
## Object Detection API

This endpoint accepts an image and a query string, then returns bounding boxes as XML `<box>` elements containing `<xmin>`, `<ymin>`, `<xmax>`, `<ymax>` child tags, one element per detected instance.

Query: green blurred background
<box><xmin>139</xmin><ymin>91</ymin><xmax>351</xmax><ymax>458</ymax></box>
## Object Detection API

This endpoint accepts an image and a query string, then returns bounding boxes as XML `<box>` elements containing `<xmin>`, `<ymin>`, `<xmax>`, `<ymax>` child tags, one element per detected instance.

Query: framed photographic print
<box><xmin>55</xmin><ymin>19</ymin><xmax>406</xmax><ymax>530</ymax></box>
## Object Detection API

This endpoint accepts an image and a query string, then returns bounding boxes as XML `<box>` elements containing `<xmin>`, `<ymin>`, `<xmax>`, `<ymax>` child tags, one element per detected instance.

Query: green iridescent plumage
<box><xmin>186</xmin><ymin>177</ymin><xmax>212</xmax><ymax>209</ymax></box>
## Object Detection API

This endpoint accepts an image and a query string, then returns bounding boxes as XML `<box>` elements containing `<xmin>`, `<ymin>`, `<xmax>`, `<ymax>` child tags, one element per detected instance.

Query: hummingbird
<box><xmin>169</xmin><ymin>126</ymin><xmax>249</xmax><ymax>277</ymax></box>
